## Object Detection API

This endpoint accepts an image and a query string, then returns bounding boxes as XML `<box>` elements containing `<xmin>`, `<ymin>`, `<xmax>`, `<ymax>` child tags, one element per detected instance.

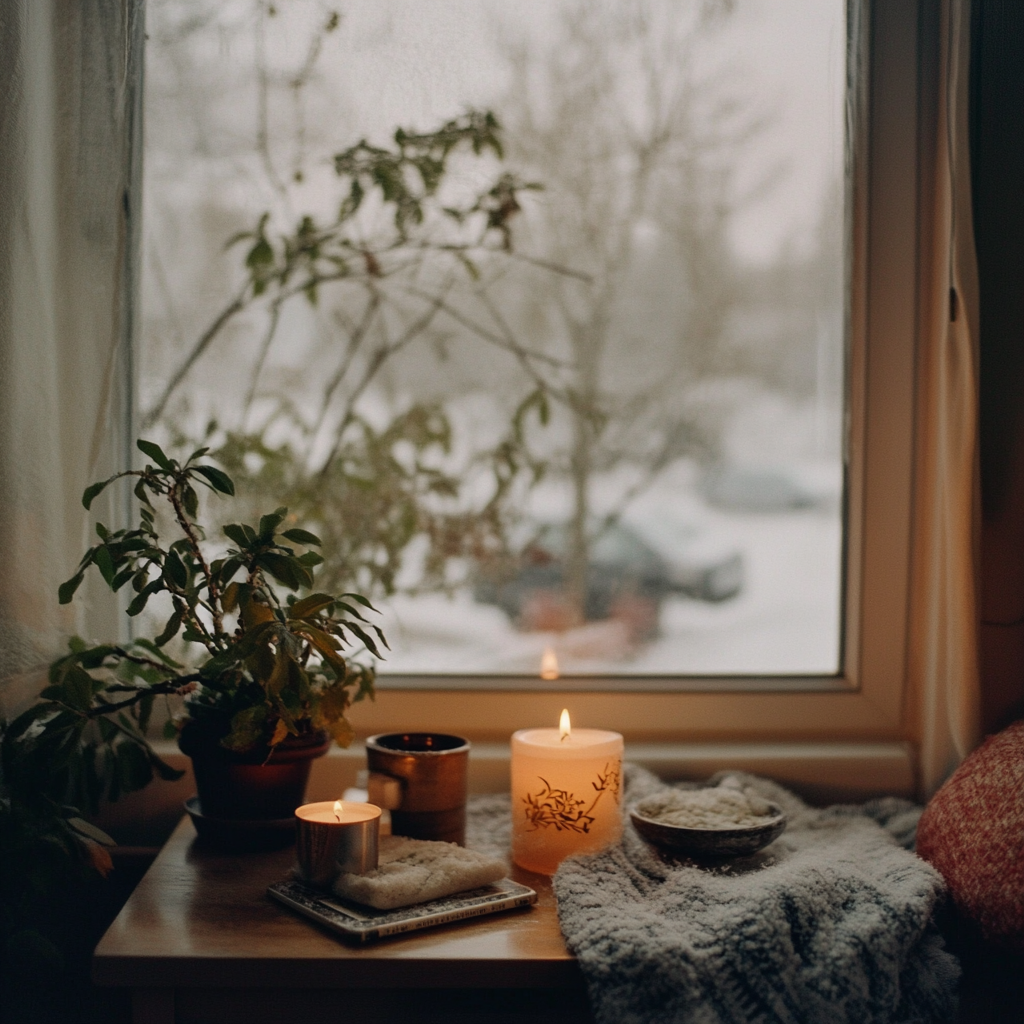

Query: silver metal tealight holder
<box><xmin>295</xmin><ymin>800</ymin><xmax>381</xmax><ymax>887</ymax></box>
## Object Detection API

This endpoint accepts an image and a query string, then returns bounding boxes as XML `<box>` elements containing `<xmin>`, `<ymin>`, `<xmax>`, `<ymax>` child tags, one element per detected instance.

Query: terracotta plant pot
<box><xmin>179</xmin><ymin>720</ymin><xmax>331</xmax><ymax>821</ymax></box>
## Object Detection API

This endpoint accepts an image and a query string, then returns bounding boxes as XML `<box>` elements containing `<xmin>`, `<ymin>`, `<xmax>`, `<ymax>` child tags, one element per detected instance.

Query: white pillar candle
<box><xmin>511</xmin><ymin>710</ymin><xmax>624</xmax><ymax>874</ymax></box>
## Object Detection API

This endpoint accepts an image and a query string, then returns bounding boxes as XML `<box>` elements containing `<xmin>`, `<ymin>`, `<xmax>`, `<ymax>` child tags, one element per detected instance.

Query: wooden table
<box><xmin>93</xmin><ymin>817</ymin><xmax>591</xmax><ymax>1024</ymax></box>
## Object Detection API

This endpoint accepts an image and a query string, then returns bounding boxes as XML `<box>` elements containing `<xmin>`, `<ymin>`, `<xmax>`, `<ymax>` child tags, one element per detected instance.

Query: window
<box><xmin>140</xmin><ymin>1</ymin><xmax>919</xmax><ymax>755</ymax></box>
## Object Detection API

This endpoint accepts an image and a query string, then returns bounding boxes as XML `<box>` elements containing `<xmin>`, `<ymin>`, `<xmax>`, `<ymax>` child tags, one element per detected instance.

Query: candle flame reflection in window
<box><xmin>333</xmin><ymin>799</ymin><xmax>344</xmax><ymax>821</ymax></box>
<box><xmin>540</xmin><ymin>646</ymin><xmax>559</xmax><ymax>680</ymax></box>
<box><xmin>559</xmin><ymin>708</ymin><xmax>571</xmax><ymax>741</ymax></box>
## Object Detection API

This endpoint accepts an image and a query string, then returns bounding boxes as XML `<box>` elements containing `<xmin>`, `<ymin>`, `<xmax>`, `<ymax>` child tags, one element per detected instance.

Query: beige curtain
<box><xmin>907</xmin><ymin>0</ymin><xmax>982</xmax><ymax>796</ymax></box>
<box><xmin>0</xmin><ymin>2</ymin><xmax>142</xmax><ymax>717</ymax></box>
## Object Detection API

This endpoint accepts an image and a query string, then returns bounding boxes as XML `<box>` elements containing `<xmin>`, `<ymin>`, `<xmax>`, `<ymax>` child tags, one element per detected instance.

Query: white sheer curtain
<box><xmin>907</xmin><ymin>0</ymin><xmax>983</xmax><ymax>796</ymax></box>
<box><xmin>0</xmin><ymin>2</ymin><xmax>142</xmax><ymax>717</ymax></box>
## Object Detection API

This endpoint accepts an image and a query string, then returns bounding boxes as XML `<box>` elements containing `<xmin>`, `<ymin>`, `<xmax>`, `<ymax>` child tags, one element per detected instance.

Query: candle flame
<box><xmin>540</xmin><ymin>646</ymin><xmax>559</xmax><ymax>681</ymax></box>
<box><xmin>559</xmin><ymin>708</ymin><xmax>571</xmax><ymax>741</ymax></box>
<box><xmin>333</xmin><ymin>799</ymin><xmax>344</xmax><ymax>821</ymax></box>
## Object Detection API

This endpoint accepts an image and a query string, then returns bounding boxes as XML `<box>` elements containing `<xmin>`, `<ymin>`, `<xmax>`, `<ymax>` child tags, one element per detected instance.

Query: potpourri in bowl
<box><xmin>630</xmin><ymin>776</ymin><xmax>787</xmax><ymax>859</ymax></box>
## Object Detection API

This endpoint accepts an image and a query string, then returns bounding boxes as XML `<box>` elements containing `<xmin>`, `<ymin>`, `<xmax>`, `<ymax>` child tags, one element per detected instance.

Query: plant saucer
<box><xmin>185</xmin><ymin>796</ymin><xmax>296</xmax><ymax>852</ymax></box>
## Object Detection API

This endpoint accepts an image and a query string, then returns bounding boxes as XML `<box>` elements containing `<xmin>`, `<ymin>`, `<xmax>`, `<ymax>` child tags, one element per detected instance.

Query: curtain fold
<box><xmin>907</xmin><ymin>0</ymin><xmax>982</xmax><ymax>797</ymax></box>
<box><xmin>0</xmin><ymin>2</ymin><xmax>142</xmax><ymax>717</ymax></box>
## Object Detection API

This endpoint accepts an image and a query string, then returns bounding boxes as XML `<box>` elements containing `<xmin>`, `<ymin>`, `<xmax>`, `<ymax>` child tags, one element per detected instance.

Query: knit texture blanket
<box><xmin>543</xmin><ymin>766</ymin><xmax>959</xmax><ymax>1024</ymax></box>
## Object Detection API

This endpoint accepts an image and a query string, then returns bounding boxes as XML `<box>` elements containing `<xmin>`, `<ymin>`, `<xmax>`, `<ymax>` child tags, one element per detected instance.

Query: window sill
<box><xmin>101</xmin><ymin>737</ymin><xmax>914</xmax><ymax>845</ymax></box>
<box><xmin>300</xmin><ymin>739</ymin><xmax>914</xmax><ymax>805</ymax></box>
<box><xmin>375</xmin><ymin>674</ymin><xmax>852</xmax><ymax>692</ymax></box>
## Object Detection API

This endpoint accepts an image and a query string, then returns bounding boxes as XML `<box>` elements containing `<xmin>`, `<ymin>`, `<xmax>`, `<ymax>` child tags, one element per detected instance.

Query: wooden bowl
<box><xmin>629</xmin><ymin>801</ymin><xmax>787</xmax><ymax>859</ymax></box>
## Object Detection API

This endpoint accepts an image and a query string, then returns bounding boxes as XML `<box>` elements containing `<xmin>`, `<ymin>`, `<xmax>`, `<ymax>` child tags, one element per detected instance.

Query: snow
<box><xmin>377</xmin><ymin>492</ymin><xmax>842</xmax><ymax>679</ymax></box>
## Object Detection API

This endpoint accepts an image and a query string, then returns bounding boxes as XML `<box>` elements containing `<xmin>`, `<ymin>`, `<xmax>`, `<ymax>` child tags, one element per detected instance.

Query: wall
<box><xmin>974</xmin><ymin>0</ymin><xmax>1024</xmax><ymax>733</ymax></box>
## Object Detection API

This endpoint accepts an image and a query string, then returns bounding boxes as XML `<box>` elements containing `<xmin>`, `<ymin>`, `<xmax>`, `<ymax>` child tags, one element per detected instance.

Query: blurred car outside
<box><xmin>702</xmin><ymin>464</ymin><xmax>841</xmax><ymax>513</ymax></box>
<box><xmin>473</xmin><ymin>519</ymin><xmax>743</xmax><ymax>642</ymax></box>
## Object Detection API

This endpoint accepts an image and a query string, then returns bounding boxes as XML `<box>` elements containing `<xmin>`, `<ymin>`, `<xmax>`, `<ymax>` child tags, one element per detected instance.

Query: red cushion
<box><xmin>917</xmin><ymin>720</ymin><xmax>1024</xmax><ymax>950</ymax></box>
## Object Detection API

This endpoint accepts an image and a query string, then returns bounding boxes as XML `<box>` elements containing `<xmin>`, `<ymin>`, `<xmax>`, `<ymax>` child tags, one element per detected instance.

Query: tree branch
<box><xmin>143</xmin><ymin>286</ymin><xmax>248</xmax><ymax>428</ymax></box>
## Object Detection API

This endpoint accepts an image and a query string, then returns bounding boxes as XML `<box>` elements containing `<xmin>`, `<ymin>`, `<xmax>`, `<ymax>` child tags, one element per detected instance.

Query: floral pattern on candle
<box><xmin>522</xmin><ymin>761</ymin><xmax>621</xmax><ymax>833</ymax></box>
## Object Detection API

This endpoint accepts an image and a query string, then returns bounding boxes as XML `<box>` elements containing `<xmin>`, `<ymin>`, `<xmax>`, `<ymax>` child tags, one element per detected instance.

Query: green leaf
<box><xmin>201</xmin><ymin>622</ymin><xmax>272</xmax><ymax>679</ymax></box>
<box><xmin>62</xmin><ymin>666</ymin><xmax>95</xmax><ymax>712</ymax></box>
<box><xmin>131</xmin><ymin>637</ymin><xmax>183</xmax><ymax>668</ymax></box>
<box><xmin>111</xmin><ymin>567</ymin><xmax>135</xmax><ymax>592</ymax></box>
<box><xmin>67</xmin><ymin>817</ymin><xmax>116</xmax><ymax>846</ymax></box>
<box><xmin>341</xmin><ymin>592</ymin><xmax>379</xmax><ymax>613</ymax></box>
<box><xmin>192</xmin><ymin>465</ymin><xmax>235</xmax><ymax>496</ymax></box>
<box><xmin>299</xmin><ymin>628</ymin><xmax>347</xmax><ymax>678</ymax></box>
<box><xmin>154</xmin><ymin>611</ymin><xmax>183</xmax><ymax>648</ymax></box>
<box><xmin>58</xmin><ymin>572</ymin><xmax>85</xmax><ymax>605</ymax></box>
<box><xmin>345</xmin><ymin>621</ymin><xmax>385</xmax><ymax>659</ymax></box>
<box><xmin>198</xmin><ymin>651</ymin><xmax>239</xmax><ymax>681</ymax></box>
<box><xmin>246</xmin><ymin>236</ymin><xmax>274</xmax><ymax>271</ymax></box>
<box><xmin>137</xmin><ymin>694</ymin><xmax>155</xmax><ymax>734</ymax></box>
<box><xmin>217</xmin><ymin>556</ymin><xmax>244</xmax><ymax>587</ymax></box>
<box><xmin>182</xmin><ymin>483</ymin><xmax>199</xmax><ymax>519</ymax></box>
<box><xmin>187</xmin><ymin>447</ymin><xmax>210</xmax><ymax>464</ymax></box>
<box><xmin>263</xmin><ymin>645</ymin><xmax>292</xmax><ymax>699</ymax></box>
<box><xmin>297</xmin><ymin>551</ymin><xmax>325</xmax><ymax>567</ymax></box>
<box><xmin>137</xmin><ymin>439</ymin><xmax>174</xmax><ymax>471</ymax></box>
<box><xmin>126</xmin><ymin>580</ymin><xmax>163</xmax><ymax>617</ymax></box>
<box><xmin>257</xmin><ymin>552</ymin><xmax>301</xmax><ymax>590</ymax></box>
<box><xmin>223</xmin><ymin>524</ymin><xmax>250</xmax><ymax>548</ymax></box>
<box><xmin>258</xmin><ymin>507</ymin><xmax>288</xmax><ymax>542</ymax></box>
<box><xmin>333</xmin><ymin>601</ymin><xmax>369</xmax><ymax>622</ymax></box>
<box><xmin>77</xmin><ymin>644</ymin><xmax>118</xmax><ymax>669</ymax></box>
<box><xmin>94</xmin><ymin>545</ymin><xmax>116</xmax><ymax>587</ymax></box>
<box><xmin>163</xmin><ymin>550</ymin><xmax>188</xmax><ymax>588</ymax></box>
<box><xmin>5</xmin><ymin>701</ymin><xmax>61</xmax><ymax>741</ymax></box>
<box><xmin>83</xmin><ymin>478</ymin><xmax>113</xmax><ymax>510</ymax></box>
<box><xmin>289</xmin><ymin>593</ymin><xmax>335</xmax><ymax>619</ymax></box>
<box><xmin>281</xmin><ymin>528</ymin><xmax>321</xmax><ymax>546</ymax></box>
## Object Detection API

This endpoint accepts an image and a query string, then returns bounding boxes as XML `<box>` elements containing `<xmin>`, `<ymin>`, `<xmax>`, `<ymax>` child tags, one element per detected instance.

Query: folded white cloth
<box><xmin>332</xmin><ymin>834</ymin><xmax>506</xmax><ymax>910</ymax></box>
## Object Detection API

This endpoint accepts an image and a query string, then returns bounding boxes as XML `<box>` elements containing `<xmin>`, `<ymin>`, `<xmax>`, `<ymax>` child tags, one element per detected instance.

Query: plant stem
<box><xmin>87</xmin><ymin>676</ymin><xmax>202</xmax><ymax>718</ymax></box>
<box><xmin>167</xmin><ymin>479</ymin><xmax>225</xmax><ymax>643</ymax></box>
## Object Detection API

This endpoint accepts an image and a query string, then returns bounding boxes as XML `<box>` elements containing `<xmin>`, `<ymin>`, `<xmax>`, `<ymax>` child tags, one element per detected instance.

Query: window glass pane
<box><xmin>142</xmin><ymin>0</ymin><xmax>846</xmax><ymax>680</ymax></box>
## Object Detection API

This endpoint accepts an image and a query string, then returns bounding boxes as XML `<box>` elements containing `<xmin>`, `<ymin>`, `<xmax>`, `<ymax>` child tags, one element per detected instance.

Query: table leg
<box><xmin>132</xmin><ymin>987</ymin><xmax>175</xmax><ymax>1024</ymax></box>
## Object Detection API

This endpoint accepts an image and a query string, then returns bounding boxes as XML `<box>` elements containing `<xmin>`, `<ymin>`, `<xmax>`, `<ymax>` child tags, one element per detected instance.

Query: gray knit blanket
<box><xmin>465</xmin><ymin>767</ymin><xmax>959</xmax><ymax>1024</ymax></box>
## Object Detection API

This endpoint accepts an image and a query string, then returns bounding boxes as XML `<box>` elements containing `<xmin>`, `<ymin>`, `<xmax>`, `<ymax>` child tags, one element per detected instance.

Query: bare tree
<box><xmin>496</xmin><ymin>0</ymin><xmax>755</xmax><ymax>622</ymax></box>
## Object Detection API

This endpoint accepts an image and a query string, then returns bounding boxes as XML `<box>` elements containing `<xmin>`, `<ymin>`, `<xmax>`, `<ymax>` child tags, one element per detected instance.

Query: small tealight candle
<box><xmin>511</xmin><ymin>710</ymin><xmax>624</xmax><ymax>874</ymax></box>
<box><xmin>295</xmin><ymin>800</ymin><xmax>381</xmax><ymax>886</ymax></box>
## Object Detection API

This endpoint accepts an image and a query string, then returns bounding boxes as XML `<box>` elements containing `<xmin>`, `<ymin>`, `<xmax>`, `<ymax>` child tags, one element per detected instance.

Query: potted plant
<box><xmin>6</xmin><ymin>438</ymin><xmax>385</xmax><ymax>844</ymax></box>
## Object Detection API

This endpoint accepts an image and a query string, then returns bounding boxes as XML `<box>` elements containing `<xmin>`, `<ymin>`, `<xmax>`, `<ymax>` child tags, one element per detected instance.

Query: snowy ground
<box><xmin>376</xmin><ymin>471</ymin><xmax>843</xmax><ymax>679</ymax></box>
